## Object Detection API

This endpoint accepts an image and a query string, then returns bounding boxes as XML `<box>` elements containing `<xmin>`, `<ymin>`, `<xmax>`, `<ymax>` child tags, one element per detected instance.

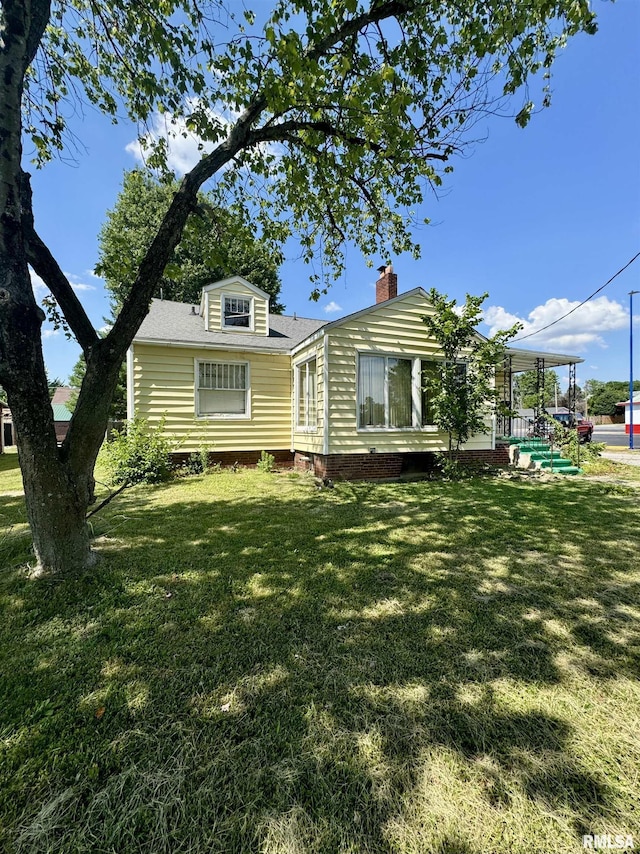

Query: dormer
<box><xmin>199</xmin><ymin>276</ymin><xmax>270</xmax><ymax>336</ymax></box>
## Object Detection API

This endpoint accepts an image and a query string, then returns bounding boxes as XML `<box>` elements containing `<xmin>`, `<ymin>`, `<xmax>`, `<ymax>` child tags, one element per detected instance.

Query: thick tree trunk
<box><xmin>18</xmin><ymin>440</ymin><xmax>95</xmax><ymax>574</ymax></box>
<box><xmin>0</xmin><ymin>1</ymin><xmax>98</xmax><ymax>575</ymax></box>
<box><xmin>2</xmin><ymin>266</ymin><xmax>98</xmax><ymax>574</ymax></box>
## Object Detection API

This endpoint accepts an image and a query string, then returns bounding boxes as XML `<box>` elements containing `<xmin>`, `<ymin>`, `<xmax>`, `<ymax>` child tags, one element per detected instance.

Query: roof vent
<box><xmin>191</xmin><ymin>305</ymin><xmax>197</xmax><ymax>315</ymax></box>
<box><xmin>293</xmin><ymin>312</ymin><xmax>297</xmax><ymax>321</ymax></box>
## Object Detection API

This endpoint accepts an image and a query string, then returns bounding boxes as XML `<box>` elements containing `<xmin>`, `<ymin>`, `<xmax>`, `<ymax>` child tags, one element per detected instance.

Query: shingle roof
<box><xmin>51</xmin><ymin>386</ymin><xmax>74</xmax><ymax>406</ymax></box>
<box><xmin>135</xmin><ymin>299</ymin><xmax>326</xmax><ymax>351</ymax></box>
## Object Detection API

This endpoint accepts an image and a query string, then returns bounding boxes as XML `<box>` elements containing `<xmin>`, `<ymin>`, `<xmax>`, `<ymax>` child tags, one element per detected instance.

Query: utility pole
<box><xmin>630</xmin><ymin>290</ymin><xmax>639</xmax><ymax>450</ymax></box>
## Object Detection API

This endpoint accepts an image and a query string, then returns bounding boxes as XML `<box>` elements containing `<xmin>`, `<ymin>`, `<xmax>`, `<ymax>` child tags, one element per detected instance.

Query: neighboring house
<box><xmin>128</xmin><ymin>267</ymin><xmax>584</xmax><ymax>479</ymax></box>
<box><xmin>1</xmin><ymin>403</ymin><xmax>15</xmax><ymax>450</ymax></box>
<box><xmin>616</xmin><ymin>391</ymin><xmax>640</xmax><ymax>435</ymax></box>
<box><xmin>51</xmin><ymin>386</ymin><xmax>74</xmax><ymax>443</ymax></box>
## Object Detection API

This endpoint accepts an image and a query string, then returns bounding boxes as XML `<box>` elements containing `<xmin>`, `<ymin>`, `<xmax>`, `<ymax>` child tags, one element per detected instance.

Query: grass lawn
<box><xmin>0</xmin><ymin>455</ymin><xmax>639</xmax><ymax>853</ymax></box>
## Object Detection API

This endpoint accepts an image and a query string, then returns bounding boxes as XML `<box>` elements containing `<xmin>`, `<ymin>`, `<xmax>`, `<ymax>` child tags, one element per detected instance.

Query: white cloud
<box><xmin>30</xmin><ymin>270</ymin><xmax>48</xmax><ymax>298</ymax></box>
<box><xmin>483</xmin><ymin>296</ymin><xmax>629</xmax><ymax>352</ymax></box>
<box><xmin>324</xmin><ymin>301</ymin><xmax>342</xmax><ymax>314</ymax></box>
<box><xmin>126</xmin><ymin>98</ymin><xmax>232</xmax><ymax>175</ymax></box>
<box><xmin>29</xmin><ymin>269</ymin><xmax>95</xmax><ymax>297</ymax></box>
<box><xmin>126</xmin><ymin>98</ymin><xmax>282</xmax><ymax>176</ymax></box>
<box><xmin>42</xmin><ymin>328</ymin><xmax>60</xmax><ymax>339</ymax></box>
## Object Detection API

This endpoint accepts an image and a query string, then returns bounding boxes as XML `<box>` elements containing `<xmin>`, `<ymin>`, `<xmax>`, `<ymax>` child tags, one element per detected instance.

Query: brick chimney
<box><xmin>376</xmin><ymin>264</ymin><xmax>397</xmax><ymax>304</ymax></box>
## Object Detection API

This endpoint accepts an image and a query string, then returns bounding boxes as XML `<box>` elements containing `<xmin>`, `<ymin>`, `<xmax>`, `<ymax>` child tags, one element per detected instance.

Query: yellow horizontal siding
<box><xmin>207</xmin><ymin>282</ymin><xmax>269</xmax><ymax>336</ymax></box>
<box><xmin>326</xmin><ymin>293</ymin><xmax>493</xmax><ymax>454</ymax></box>
<box><xmin>291</xmin><ymin>338</ymin><xmax>325</xmax><ymax>454</ymax></box>
<box><xmin>133</xmin><ymin>343</ymin><xmax>291</xmax><ymax>453</ymax></box>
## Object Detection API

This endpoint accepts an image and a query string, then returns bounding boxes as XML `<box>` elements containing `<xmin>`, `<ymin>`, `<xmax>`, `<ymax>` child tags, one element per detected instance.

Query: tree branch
<box><xmin>86</xmin><ymin>480</ymin><xmax>131</xmax><ymax>520</ymax></box>
<box><xmin>20</xmin><ymin>172</ymin><xmax>99</xmax><ymax>354</ymax></box>
<box><xmin>100</xmin><ymin>0</ymin><xmax>426</xmax><ymax>365</ymax></box>
<box><xmin>248</xmin><ymin>117</ymin><xmax>450</xmax><ymax>161</ymax></box>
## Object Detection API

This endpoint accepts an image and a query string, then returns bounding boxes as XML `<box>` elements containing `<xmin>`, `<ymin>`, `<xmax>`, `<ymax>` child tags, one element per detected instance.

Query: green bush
<box><xmin>256</xmin><ymin>450</ymin><xmax>275</xmax><ymax>473</ymax></box>
<box><xmin>99</xmin><ymin>416</ymin><xmax>172</xmax><ymax>485</ymax></box>
<box><xmin>183</xmin><ymin>446</ymin><xmax>211</xmax><ymax>476</ymax></box>
<box><xmin>556</xmin><ymin>430</ymin><xmax>606</xmax><ymax>467</ymax></box>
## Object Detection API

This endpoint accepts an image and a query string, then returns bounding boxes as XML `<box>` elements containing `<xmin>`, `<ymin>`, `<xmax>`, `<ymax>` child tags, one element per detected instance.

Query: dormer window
<box><xmin>223</xmin><ymin>295</ymin><xmax>253</xmax><ymax>330</ymax></box>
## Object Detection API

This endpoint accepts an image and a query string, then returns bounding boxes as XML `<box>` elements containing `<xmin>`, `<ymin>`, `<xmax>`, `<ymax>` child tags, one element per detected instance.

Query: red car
<box><xmin>551</xmin><ymin>411</ymin><xmax>593</xmax><ymax>443</ymax></box>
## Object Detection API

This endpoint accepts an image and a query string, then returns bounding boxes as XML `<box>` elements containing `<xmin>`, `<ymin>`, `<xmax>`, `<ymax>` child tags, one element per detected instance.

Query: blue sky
<box><xmin>31</xmin><ymin>0</ymin><xmax>640</xmax><ymax>391</ymax></box>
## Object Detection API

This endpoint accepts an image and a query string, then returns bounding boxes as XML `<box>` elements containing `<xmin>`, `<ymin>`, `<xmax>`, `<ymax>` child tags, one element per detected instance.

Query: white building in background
<box><xmin>618</xmin><ymin>391</ymin><xmax>640</xmax><ymax>435</ymax></box>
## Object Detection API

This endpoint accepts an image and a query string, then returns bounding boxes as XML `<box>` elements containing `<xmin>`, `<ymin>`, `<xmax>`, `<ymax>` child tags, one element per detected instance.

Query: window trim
<box><xmin>221</xmin><ymin>292</ymin><xmax>255</xmax><ymax>332</ymax></box>
<box><xmin>194</xmin><ymin>358</ymin><xmax>251</xmax><ymax>420</ymax></box>
<box><xmin>294</xmin><ymin>355</ymin><xmax>318</xmax><ymax>433</ymax></box>
<box><xmin>356</xmin><ymin>351</ymin><xmax>447</xmax><ymax>432</ymax></box>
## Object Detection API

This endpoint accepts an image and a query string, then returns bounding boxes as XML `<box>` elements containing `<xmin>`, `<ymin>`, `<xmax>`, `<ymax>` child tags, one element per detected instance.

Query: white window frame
<box><xmin>195</xmin><ymin>358</ymin><xmax>251</xmax><ymax>420</ymax></box>
<box><xmin>294</xmin><ymin>356</ymin><xmax>318</xmax><ymax>432</ymax></box>
<box><xmin>356</xmin><ymin>352</ymin><xmax>446</xmax><ymax>432</ymax></box>
<box><xmin>221</xmin><ymin>292</ymin><xmax>254</xmax><ymax>332</ymax></box>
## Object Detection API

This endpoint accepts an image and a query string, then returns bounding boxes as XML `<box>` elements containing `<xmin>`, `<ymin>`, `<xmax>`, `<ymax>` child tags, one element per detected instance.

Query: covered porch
<box><xmin>496</xmin><ymin>346</ymin><xmax>584</xmax><ymax>440</ymax></box>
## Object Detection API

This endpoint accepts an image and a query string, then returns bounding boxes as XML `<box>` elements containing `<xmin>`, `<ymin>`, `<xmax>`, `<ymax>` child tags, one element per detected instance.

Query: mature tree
<box><xmin>68</xmin><ymin>352</ymin><xmax>127</xmax><ymax>421</ymax></box>
<box><xmin>97</xmin><ymin>170</ymin><xmax>285</xmax><ymax>313</ymax></box>
<box><xmin>513</xmin><ymin>369</ymin><xmax>560</xmax><ymax>410</ymax></box>
<box><xmin>588</xmin><ymin>380</ymin><xmax>640</xmax><ymax>417</ymax></box>
<box><xmin>558</xmin><ymin>383</ymin><xmax>584</xmax><ymax>411</ymax></box>
<box><xmin>422</xmin><ymin>289</ymin><xmax>520</xmax><ymax>462</ymax></box>
<box><xmin>0</xmin><ymin>0</ymin><xmax>597</xmax><ymax>574</ymax></box>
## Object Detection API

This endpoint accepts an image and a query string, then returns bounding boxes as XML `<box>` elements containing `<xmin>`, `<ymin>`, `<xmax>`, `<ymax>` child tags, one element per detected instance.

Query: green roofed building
<box><xmin>51</xmin><ymin>387</ymin><xmax>74</xmax><ymax>443</ymax></box>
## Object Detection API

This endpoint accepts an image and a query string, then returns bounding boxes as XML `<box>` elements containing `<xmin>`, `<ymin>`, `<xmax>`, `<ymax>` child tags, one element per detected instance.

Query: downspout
<box><xmin>290</xmin><ymin>352</ymin><xmax>295</xmax><ymax>454</ymax></box>
<box><xmin>126</xmin><ymin>346</ymin><xmax>135</xmax><ymax>421</ymax></box>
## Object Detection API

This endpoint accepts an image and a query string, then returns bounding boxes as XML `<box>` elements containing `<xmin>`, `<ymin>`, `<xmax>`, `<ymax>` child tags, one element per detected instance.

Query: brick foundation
<box><xmin>170</xmin><ymin>445</ymin><xmax>509</xmax><ymax>479</ymax></box>
<box><xmin>171</xmin><ymin>449</ymin><xmax>294</xmax><ymax>469</ymax></box>
<box><xmin>295</xmin><ymin>445</ymin><xmax>510</xmax><ymax>480</ymax></box>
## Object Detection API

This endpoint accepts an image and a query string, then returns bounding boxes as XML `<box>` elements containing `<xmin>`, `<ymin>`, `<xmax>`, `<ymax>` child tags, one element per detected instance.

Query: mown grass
<box><xmin>0</xmin><ymin>448</ymin><xmax>23</xmax><ymax>492</ymax></box>
<box><xmin>0</xmin><ymin>456</ymin><xmax>639</xmax><ymax>853</ymax></box>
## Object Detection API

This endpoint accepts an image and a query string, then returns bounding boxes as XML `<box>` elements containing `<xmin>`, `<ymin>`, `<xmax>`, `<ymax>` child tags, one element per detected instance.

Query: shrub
<box><xmin>556</xmin><ymin>430</ymin><xmax>606</xmax><ymax>467</ymax></box>
<box><xmin>184</xmin><ymin>452</ymin><xmax>204</xmax><ymax>475</ymax></box>
<box><xmin>183</xmin><ymin>446</ymin><xmax>211</xmax><ymax>476</ymax></box>
<box><xmin>434</xmin><ymin>453</ymin><xmax>475</xmax><ymax>481</ymax></box>
<box><xmin>199</xmin><ymin>445</ymin><xmax>210</xmax><ymax>473</ymax></box>
<box><xmin>256</xmin><ymin>450</ymin><xmax>275</xmax><ymax>473</ymax></box>
<box><xmin>99</xmin><ymin>416</ymin><xmax>172</xmax><ymax>485</ymax></box>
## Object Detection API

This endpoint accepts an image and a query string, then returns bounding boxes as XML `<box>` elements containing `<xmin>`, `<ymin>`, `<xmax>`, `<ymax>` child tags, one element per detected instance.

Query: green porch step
<box><xmin>507</xmin><ymin>437</ymin><xmax>582</xmax><ymax>476</ymax></box>
<box><xmin>538</xmin><ymin>458</ymin><xmax>573</xmax><ymax>469</ymax></box>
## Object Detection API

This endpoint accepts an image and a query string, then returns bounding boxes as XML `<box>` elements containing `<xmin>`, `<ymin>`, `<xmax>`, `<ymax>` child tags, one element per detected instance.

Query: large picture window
<box><xmin>197</xmin><ymin>361</ymin><xmax>249</xmax><ymax>417</ymax></box>
<box><xmin>296</xmin><ymin>358</ymin><xmax>317</xmax><ymax>429</ymax></box>
<box><xmin>223</xmin><ymin>296</ymin><xmax>252</xmax><ymax>329</ymax></box>
<box><xmin>358</xmin><ymin>355</ymin><xmax>412</xmax><ymax>428</ymax></box>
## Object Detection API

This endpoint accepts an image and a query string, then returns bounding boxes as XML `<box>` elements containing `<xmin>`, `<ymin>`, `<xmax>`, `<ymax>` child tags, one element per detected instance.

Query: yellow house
<box><xmin>128</xmin><ymin>267</ymin><xmax>583</xmax><ymax>479</ymax></box>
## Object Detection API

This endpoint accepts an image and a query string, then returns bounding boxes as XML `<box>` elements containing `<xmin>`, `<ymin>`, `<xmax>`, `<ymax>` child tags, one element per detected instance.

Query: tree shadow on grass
<box><xmin>1</xmin><ymin>474</ymin><xmax>638</xmax><ymax>852</ymax></box>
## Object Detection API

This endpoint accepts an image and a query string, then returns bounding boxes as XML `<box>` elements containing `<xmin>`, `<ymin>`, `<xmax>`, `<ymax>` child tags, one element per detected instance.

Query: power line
<box><xmin>511</xmin><ymin>251</ymin><xmax>640</xmax><ymax>343</ymax></box>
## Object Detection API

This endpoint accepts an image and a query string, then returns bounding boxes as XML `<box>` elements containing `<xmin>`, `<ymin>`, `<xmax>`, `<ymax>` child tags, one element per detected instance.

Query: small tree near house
<box><xmin>422</xmin><ymin>289</ymin><xmax>520</xmax><ymax>467</ymax></box>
